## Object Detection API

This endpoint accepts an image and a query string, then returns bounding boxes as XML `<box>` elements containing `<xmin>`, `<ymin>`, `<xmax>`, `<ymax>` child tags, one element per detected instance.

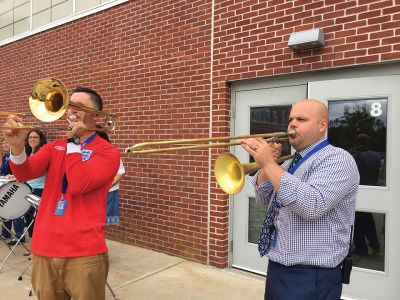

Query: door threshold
<box><xmin>224</xmin><ymin>265</ymin><xmax>266</xmax><ymax>282</ymax></box>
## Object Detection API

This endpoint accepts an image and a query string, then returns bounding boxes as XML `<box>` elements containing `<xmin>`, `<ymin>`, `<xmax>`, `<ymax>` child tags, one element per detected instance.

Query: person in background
<box><xmin>24</xmin><ymin>129</ymin><xmax>47</xmax><ymax>238</ymax></box>
<box><xmin>106</xmin><ymin>159</ymin><xmax>125</xmax><ymax>225</ymax></box>
<box><xmin>352</xmin><ymin>133</ymin><xmax>381</xmax><ymax>256</ymax></box>
<box><xmin>3</xmin><ymin>86</ymin><xmax>120</xmax><ymax>300</ymax></box>
<box><xmin>241</xmin><ymin>99</ymin><xmax>359</xmax><ymax>300</ymax></box>
<box><xmin>0</xmin><ymin>139</ymin><xmax>25</xmax><ymax>245</ymax></box>
<box><xmin>0</xmin><ymin>139</ymin><xmax>11</xmax><ymax>176</ymax></box>
<box><xmin>96</xmin><ymin>129</ymin><xmax>125</xmax><ymax>226</ymax></box>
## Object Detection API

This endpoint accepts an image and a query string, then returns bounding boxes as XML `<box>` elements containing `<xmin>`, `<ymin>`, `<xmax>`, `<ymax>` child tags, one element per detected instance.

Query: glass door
<box><xmin>231</xmin><ymin>84</ymin><xmax>306</xmax><ymax>274</ymax></box>
<box><xmin>309</xmin><ymin>76</ymin><xmax>400</xmax><ymax>300</ymax></box>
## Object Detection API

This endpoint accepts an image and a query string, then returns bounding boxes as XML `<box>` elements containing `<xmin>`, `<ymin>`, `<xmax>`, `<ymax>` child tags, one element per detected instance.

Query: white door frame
<box><xmin>230</xmin><ymin>64</ymin><xmax>400</xmax><ymax>300</ymax></box>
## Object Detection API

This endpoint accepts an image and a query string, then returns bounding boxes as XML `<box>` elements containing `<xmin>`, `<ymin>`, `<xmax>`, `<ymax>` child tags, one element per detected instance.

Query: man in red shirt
<box><xmin>3</xmin><ymin>87</ymin><xmax>120</xmax><ymax>300</ymax></box>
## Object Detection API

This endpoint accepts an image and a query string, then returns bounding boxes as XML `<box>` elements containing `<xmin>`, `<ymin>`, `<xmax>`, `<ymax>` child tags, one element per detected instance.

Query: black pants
<box><xmin>353</xmin><ymin>212</ymin><xmax>380</xmax><ymax>255</ymax></box>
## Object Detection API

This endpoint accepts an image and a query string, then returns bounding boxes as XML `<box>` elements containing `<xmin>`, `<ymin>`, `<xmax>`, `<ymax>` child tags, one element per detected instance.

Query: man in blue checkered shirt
<box><xmin>241</xmin><ymin>99</ymin><xmax>359</xmax><ymax>300</ymax></box>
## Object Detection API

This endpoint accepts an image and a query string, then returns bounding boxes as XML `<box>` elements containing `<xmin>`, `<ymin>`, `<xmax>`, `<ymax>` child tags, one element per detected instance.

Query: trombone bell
<box><xmin>214</xmin><ymin>152</ymin><xmax>295</xmax><ymax>195</ymax></box>
<box><xmin>0</xmin><ymin>77</ymin><xmax>117</xmax><ymax>132</ymax></box>
<box><xmin>26</xmin><ymin>77</ymin><xmax>117</xmax><ymax>131</ymax></box>
<box><xmin>214</xmin><ymin>153</ymin><xmax>245</xmax><ymax>195</ymax></box>
<box><xmin>29</xmin><ymin>77</ymin><xmax>69</xmax><ymax>122</ymax></box>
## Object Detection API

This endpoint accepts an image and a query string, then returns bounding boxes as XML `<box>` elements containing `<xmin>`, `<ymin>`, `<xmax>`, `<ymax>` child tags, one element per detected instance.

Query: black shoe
<box><xmin>8</xmin><ymin>237</ymin><xmax>25</xmax><ymax>245</ymax></box>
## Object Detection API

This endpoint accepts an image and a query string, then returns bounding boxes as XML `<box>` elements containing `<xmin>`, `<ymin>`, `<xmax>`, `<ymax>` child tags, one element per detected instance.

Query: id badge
<box><xmin>54</xmin><ymin>198</ymin><xmax>68</xmax><ymax>216</ymax></box>
<box><xmin>270</xmin><ymin>226</ymin><xmax>278</xmax><ymax>248</ymax></box>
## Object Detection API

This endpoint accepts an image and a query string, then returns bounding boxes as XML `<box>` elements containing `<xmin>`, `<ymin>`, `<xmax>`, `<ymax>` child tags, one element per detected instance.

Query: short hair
<box><xmin>357</xmin><ymin>134</ymin><xmax>370</xmax><ymax>147</ymax></box>
<box><xmin>71</xmin><ymin>87</ymin><xmax>103</xmax><ymax>111</ymax></box>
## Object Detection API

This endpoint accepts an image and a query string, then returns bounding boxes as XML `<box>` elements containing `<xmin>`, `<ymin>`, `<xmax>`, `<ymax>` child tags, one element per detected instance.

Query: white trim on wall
<box><xmin>0</xmin><ymin>0</ymin><xmax>130</xmax><ymax>47</ymax></box>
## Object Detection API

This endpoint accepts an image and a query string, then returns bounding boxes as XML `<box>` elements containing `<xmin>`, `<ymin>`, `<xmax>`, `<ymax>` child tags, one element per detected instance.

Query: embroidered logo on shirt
<box><xmin>81</xmin><ymin>149</ymin><xmax>93</xmax><ymax>161</ymax></box>
<box><xmin>55</xmin><ymin>146</ymin><xmax>65</xmax><ymax>151</ymax></box>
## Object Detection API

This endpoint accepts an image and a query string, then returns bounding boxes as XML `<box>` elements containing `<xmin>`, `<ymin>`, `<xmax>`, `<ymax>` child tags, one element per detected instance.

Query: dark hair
<box><xmin>96</xmin><ymin>125</ymin><xmax>110</xmax><ymax>143</ymax></box>
<box><xmin>25</xmin><ymin>129</ymin><xmax>47</xmax><ymax>155</ymax></box>
<box><xmin>356</xmin><ymin>134</ymin><xmax>370</xmax><ymax>147</ymax></box>
<box><xmin>71</xmin><ymin>87</ymin><xmax>103</xmax><ymax>111</ymax></box>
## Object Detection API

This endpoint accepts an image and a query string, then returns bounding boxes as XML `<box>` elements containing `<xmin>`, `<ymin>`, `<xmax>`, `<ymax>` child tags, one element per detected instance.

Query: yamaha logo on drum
<box><xmin>0</xmin><ymin>184</ymin><xmax>20</xmax><ymax>207</ymax></box>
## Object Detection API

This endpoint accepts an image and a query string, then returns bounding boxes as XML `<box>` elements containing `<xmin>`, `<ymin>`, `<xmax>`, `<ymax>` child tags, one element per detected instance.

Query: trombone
<box><xmin>0</xmin><ymin>77</ymin><xmax>117</xmax><ymax>132</ymax></box>
<box><xmin>125</xmin><ymin>130</ymin><xmax>296</xmax><ymax>195</ymax></box>
<box><xmin>125</xmin><ymin>130</ymin><xmax>295</xmax><ymax>154</ymax></box>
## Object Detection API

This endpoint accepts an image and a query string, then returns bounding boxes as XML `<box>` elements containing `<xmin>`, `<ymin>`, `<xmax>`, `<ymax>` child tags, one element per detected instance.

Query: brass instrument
<box><xmin>125</xmin><ymin>130</ymin><xmax>296</xmax><ymax>195</ymax></box>
<box><xmin>214</xmin><ymin>153</ymin><xmax>294</xmax><ymax>195</ymax></box>
<box><xmin>0</xmin><ymin>77</ymin><xmax>117</xmax><ymax>131</ymax></box>
<box><xmin>125</xmin><ymin>130</ymin><xmax>295</xmax><ymax>154</ymax></box>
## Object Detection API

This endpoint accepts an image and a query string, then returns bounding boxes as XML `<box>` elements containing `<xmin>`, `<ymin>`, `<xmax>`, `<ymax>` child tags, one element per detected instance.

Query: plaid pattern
<box><xmin>258</xmin><ymin>152</ymin><xmax>302</xmax><ymax>256</ymax></box>
<box><xmin>252</xmin><ymin>140</ymin><xmax>359</xmax><ymax>267</ymax></box>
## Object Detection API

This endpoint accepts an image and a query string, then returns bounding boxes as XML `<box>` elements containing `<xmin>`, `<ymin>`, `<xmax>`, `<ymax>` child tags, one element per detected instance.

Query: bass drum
<box><xmin>0</xmin><ymin>179</ymin><xmax>32</xmax><ymax>220</ymax></box>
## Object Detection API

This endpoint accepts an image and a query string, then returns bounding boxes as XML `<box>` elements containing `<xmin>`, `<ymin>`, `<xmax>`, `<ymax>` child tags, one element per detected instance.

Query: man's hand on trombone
<box><xmin>2</xmin><ymin>115</ymin><xmax>28</xmax><ymax>156</ymax></box>
<box><xmin>66</xmin><ymin>115</ymin><xmax>88</xmax><ymax>139</ymax></box>
<box><xmin>241</xmin><ymin>137</ymin><xmax>282</xmax><ymax>165</ymax></box>
<box><xmin>241</xmin><ymin>137</ymin><xmax>285</xmax><ymax>191</ymax></box>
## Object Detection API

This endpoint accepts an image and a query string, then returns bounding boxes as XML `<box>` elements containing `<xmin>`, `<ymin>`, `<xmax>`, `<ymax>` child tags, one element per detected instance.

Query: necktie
<box><xmin>258</xmin><ymin>152</ymin><xmax>302</xmax><ymax>256</ymax></box>
<box><xmin>288</xmin><ymin>152</ymin><xmax>302</xmax><ymax>172</ymax></box>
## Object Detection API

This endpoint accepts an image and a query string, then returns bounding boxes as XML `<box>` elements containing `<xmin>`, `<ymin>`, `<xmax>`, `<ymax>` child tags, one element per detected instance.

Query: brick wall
<box><xmin>1</xmin><ymin>0</ymin><xmax>399</xmax><ymax>268</ymax></box>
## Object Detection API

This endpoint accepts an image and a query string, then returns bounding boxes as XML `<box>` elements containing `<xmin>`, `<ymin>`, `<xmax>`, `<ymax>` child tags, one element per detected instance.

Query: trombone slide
<box><xmin>125</xmin><ymin>130</ymin><xmax>295</xmax><ymax>155</ymax></box>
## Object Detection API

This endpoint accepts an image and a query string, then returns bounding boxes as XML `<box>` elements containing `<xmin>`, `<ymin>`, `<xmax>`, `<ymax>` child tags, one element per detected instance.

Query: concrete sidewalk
<box><xmin>0</xmin><ymin>238</ymin><xmax>265</xmax><ymax>299</ymax></box>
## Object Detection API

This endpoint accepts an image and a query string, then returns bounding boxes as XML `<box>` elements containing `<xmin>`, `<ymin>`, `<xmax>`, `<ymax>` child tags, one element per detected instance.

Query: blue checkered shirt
<box><xmin>251</xmin><ymin>139</ymin><xmax>360</xmax><ymax>267</ymax></box>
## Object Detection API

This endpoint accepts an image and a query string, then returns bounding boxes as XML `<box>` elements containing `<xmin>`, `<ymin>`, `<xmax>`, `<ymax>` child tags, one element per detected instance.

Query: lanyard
<box><xmin>61</xmin><ymin>133</ymin><xmax>97</xmax><ymax>194</ymax></box>
<box><xmin>288</xmin><ymin>139</ymin><xmax>330</xmax><ymax>175</ymax></box>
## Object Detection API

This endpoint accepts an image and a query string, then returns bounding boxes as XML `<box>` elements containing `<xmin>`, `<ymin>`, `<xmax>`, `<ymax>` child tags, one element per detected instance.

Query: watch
<box><xmin>67</xmin><ymin>136</ymin><xmax>80</xmax><ymax>145</ymax></box>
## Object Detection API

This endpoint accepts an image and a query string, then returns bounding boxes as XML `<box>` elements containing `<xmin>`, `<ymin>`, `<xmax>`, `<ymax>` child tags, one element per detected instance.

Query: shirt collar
<box><xmin>298</xmin><ymin>138</ymin><xmax>328</xmax><ymax>158</ymax></box>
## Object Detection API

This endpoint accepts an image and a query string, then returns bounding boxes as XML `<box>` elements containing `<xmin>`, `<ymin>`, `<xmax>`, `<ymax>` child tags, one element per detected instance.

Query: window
<box><xmin>0</xmin><ymin>0</ymin><xmax>128</xmax><ymax>44</ymax></box>
<box><xmin>328</xmin><ymin>98</ymin><xmax>387</xmax><ymax>271</ymax></box>
<box><xmin>248</xmin><ymin>105</ymin><xmax>292</xmax><ymax>244</ymax></box>
<box><xmin>328</xmin><ymin>98</ymin><xmax>387</xmax><ymax>187</ymax></box>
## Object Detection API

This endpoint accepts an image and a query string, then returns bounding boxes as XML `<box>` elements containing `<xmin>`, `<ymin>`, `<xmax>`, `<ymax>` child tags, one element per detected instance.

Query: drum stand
<box><xmin>0</xmin><ymin>217</ymin><xmax>33</xmax><ymax>272</ymax></box>
<box><xmin>0</xmin><ymin>224</ymin><xmax>16</xmax><ymax>258</ymax></box>
<box><xmin>17</xmin><ymin>262</ymin><xmax>33</xmax><ymax>296</ymax></box>
<box><xmin>0</xmin><ymin>221</ymin><xmax>13</xmax><ymax>249</ymax></box>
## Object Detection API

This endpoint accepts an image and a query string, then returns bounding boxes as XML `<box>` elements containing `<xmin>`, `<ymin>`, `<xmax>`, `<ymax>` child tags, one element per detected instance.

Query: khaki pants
<box><xmin>31</xmin><ymin>253</ymin><xmax>109</xmax><ymax>300</ymax></box>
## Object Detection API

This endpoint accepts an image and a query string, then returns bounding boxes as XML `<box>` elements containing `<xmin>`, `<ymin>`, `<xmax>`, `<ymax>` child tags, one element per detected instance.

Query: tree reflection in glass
<box><xmin>328</xmin><ymin>99</ymin><xmax>387</xmax><ymax>272</ymax></box>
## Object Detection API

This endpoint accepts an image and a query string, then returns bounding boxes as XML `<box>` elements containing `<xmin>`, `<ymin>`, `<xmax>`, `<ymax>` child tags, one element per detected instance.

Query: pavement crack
<box><xmin>112</xmin><ymin>260</ymin><xmax>186</xmax><ymax>290</ymax></box>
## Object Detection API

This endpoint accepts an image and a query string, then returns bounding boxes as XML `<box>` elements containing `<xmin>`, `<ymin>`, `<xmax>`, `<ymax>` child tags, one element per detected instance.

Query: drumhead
<box><xmin>0</xmin><ymin>181</ymin><xmax>32</xmax><ymax>220</ymax></box>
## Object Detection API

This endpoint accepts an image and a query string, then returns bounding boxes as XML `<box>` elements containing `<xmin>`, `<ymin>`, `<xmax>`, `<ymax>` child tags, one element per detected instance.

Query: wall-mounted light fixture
<box><xmin>288</xmin><ymin>28</ymin><xmax>325</xmax><ymax>51</ymax></box>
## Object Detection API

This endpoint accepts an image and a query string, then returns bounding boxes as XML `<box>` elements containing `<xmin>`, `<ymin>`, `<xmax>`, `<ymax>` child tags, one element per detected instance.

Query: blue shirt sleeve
<box><xmin>0</xmin><ymin>153</ymin><xmax>11</xmax><ymax>176</ymax></box>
